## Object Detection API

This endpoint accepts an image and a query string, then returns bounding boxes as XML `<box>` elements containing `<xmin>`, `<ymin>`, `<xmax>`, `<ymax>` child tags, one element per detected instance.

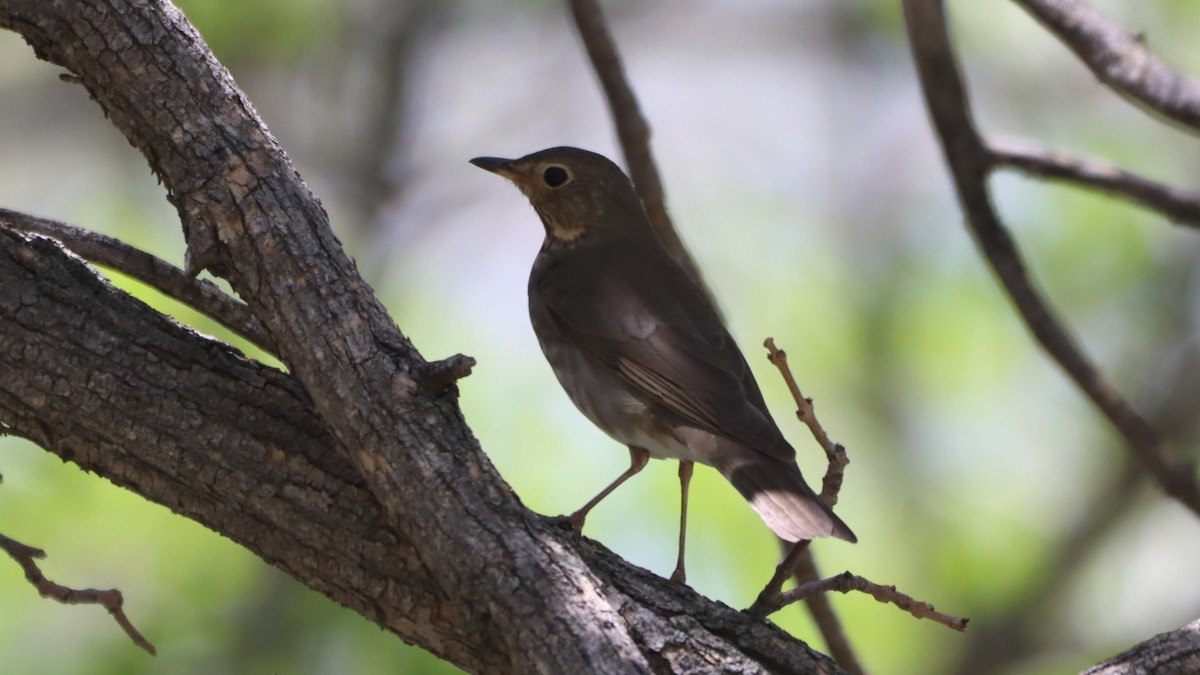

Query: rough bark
<box><xmin>1085</xmin><ymin>619</ymin><xmax>1200</xmax><ymax>674</ymax></box>
<box><xmin>0</xmin><ymin>1</ymin><xmax>840</xmax><ymax>672</ymax></box>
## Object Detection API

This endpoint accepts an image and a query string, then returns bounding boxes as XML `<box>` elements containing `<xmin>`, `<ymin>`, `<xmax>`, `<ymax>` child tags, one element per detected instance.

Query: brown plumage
<box><xmin>471</xmin><ymin>147</ymin><xmax>854</xmax><ymax>582</ymax></box>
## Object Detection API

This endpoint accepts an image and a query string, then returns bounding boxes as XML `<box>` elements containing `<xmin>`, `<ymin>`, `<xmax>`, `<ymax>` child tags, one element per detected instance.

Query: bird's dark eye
<box><xmin>543</xmin><ymin>165</ymin><xmax>570</xmax><ymax>188</ymax></box>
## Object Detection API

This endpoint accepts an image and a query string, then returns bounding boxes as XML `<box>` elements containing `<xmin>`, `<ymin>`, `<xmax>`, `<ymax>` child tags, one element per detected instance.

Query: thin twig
<box><xmin>565</xmin><ymin>0</ymin><xmax>719</xmax><ymax>311</ymax></box>
<box><xmin>748</xmin><ymin>540</ymin><xmax>810</xmax><ymax>616</ymax></box>
<box><xmin>1013</xmin><ymin>0</ymin><xmax>1200</xmax><ymax>132</ymax></box>
<box><xmin>987</xmin><ymin>139</ymin><xmax>1200</xmax><ymax>228</ymax></box>
<box><xmin>788</xmin><ymin>546</ymin><xmax>864</xmax><ymax>674</ymax></box>
<box><xmin>756</xmin><ymin>340</ymin><xmax>863</xmax><ymax>672</ymax></box>
<box><xmin>0</xmin><ymin>208</ymin><xmax>276</xmax><ymax>354</ymax></box>
<box><xmin>903</xmin><ymin>0</ymin><xmax>1200</xmax><ymax>518</ymax></box>
<box><xmin>763</xmin><ymin>338</ymin><xmax>849</xmax><ymax>507</ymax></box>
<box><xmin>771</xmin><ymin>571</ymin><xmax>969</xmax><ymax>633</ymax></box>
<box><xmin>0</xmin><ymin>532</ymin><xmax>156</xmax><ymax>655</ymax></box>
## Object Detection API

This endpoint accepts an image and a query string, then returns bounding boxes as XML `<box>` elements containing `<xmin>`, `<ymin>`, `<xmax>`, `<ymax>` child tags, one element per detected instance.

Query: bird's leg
<box><xmin>568</xmin><ymin>446</ymin><xmax>650</xmax><ymax>532</ymax></box>
<box><xmin>669</xmin><ymin>460</ymin><xmax>694</xmax><ymax>583</ymax></box>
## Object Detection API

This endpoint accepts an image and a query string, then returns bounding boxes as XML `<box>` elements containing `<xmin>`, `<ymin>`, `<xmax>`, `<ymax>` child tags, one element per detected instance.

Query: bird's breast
<box><xmin>528</xmin><ymin>294</ymin><xmax>698</xmax><ymax>462</ymax></box>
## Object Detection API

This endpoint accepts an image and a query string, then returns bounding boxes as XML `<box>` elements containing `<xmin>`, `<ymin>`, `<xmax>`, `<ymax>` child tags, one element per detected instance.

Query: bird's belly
<box><xmin>540</xmin><ymin>341</ymin><xmax>698</xmax><ymax>462</ymax></box>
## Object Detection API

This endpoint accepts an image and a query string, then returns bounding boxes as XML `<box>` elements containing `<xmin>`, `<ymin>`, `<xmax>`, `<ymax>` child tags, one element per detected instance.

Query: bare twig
<box><xmin>754</xmin><ymin>340</ymin><xmax>862</xmax><ymax>671</ymax></box>
<box><xmin>0</xmin><ymin>209</ymin><xmax>276</xmax><ymax>354</ymax></box>
<box><xmin>0</xmin><ymin>532</ymin><xmax>156</xmax><ymax>655</ymax></box>
<box><xmin>903</xmin><ymin>0</ymin><xmax>1200</xmax><ymax>518</ymax></box>
<box><xmin>748</xmin><ymin>540</ymin><xmax>810</xmax><ymax>616</ymax></box>
<box><xmin>1013</xmin><ymin>0</ymin><xmax>1200</xmax><ymax>132</ymax></box>
<box><xmin>988</xmin><ymin>139</ymin><xmax>1200</xmax><ymax>228</ymax></box>
<box><xmin>770</xmin><ymin>571</ymin><xmax>969</xmax><ymax>633</ymax></box>
<box><xmin>789</xmin><ymin>546</ymin><xmax>864</xmax><ymax>674</ymax></box>
<box><xmin>565</xmin><ymin>0</ymin><xmax>719</xmax><ymax>309</ymax></box>
<box><xmin>764</xmin><ymin>338</ymin><xmax>849</xmax><ymax>506</ymax></box>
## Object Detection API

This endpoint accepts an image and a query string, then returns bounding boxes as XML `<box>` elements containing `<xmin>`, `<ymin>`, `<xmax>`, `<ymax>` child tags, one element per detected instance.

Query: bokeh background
<box><xmin>3</xmin><ymin>1</ymin><xmax>1200</xmax><ymax>673</ymax></box>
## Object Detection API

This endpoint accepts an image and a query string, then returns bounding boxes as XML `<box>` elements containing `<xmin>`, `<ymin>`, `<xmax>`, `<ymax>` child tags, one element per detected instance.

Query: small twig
<box><xmin>0</xmin><ymin>532</ymin><xmax>156</xmax><ymax>655</ymax></box>
<box><xmin>0</xmin><ymin>208</ymin><xmax>276</xmax><ymax>354</ymax></box>
<box><xmin>757</xmin><ymin>340</ymin><xmax>863</xmax><ymax>671</ymax></box>
<box><xmin>413</xmin><ymin>353</ymin><xmax>477</xmax><ymax>393</ymax></box>
<box><xmin>763</xmin><ymin>338</ymin><xmax>849</xmax><ymax>507</ymax></box>
<box><xmin>565</xmin><ymin>0</ymin><xmax>720</xmax><ymax>312</ymax></box>
<box><xmin>789</xmin><ymin>547</ymin><xmax>863</xmax><ymax>673</ymax></box>
<box><xmin>1013</xmin><ymin>0</ymin><xmax>1200</xmax><ymax>133</ymax></box>
<box><xmin>987</xmin><ymin>139</ymin><xmax>1200</xmax><ymax>228</ymax></box>
<box><xmin>749</xmin><ymin>542</ymin><xmax>866</xmax><ymax>674</ymax></box>
<box><xmin>772</xmin><ymin>571</ymin><xmax>969</xmax><ymax>633</ymax></box>
<box><xmin>748</xmin><ymin>540</ymin><xmax>809</xmax><ymax>616</ymax></box>
<box><xmin>903</xmin><ymin>0</ymin><xmax>1200</xmax><ymax>518</ymax></box>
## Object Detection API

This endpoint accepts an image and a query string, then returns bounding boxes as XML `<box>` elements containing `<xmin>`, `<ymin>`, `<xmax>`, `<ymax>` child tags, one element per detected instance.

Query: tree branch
<box><xmin>764</xmin><ymin>338</ymin><xmax>850</xmax><ymax>507</ymax></box>
<box><xmin>775</xmin><ymin>572</ymin><xmax>968</xmax><ymax>633</ymax></box>
<box><xmin>758</xmin><ymin>338</ymin><xmax>862</xmax><ymax>671</ymax></box>
<box><xmin>902</xmin><ymin>0</ymin><xmax>1200</xmax><ymax>518</ymax></box>
<box><xmin>566</xmin><ymin>0</ymin><xmax>719</xmax><ymax>310</ymax></box>
<box><xmin>987</xmin><ymin>140</ymin><xmax>1200</xmax><ymax>228</ymax></box>
<box><xmin>0</xmin><ymin>208</ymin><xmax>276</xmax><ymax>353</ymax></box>
<box><xmin>1085</xmin><ymin>618</ymin><xmax>1200</xmax><ymax>673</ymax></box>
<box><xmin>1012</xmin><ymin>0</ymin><xmax>1200</xmax><ymax>132</ymax></box>
<box><xmin>0</xmin><ymin>225</ymin><xmax>843</xmax><ymax>672</ymax></box>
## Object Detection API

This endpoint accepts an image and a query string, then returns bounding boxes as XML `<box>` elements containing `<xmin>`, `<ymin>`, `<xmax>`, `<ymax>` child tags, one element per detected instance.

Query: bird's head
<box><xmin>470</xmin><ymin>146</ymin><xmax>644</xmax><ymax>244</ymax></box>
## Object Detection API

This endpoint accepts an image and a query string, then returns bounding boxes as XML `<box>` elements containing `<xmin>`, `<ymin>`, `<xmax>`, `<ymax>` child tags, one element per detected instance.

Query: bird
<box><xmin>470</xmin><ymin>146</ymin><xmax>855</xmax><ymax>583</ymax></box>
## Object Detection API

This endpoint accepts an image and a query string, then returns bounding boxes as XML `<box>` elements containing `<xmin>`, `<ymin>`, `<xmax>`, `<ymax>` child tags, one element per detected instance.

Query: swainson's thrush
<box><xmin>471</xmin><ymin>147</ymin><xmax>855</xmax><ymax>582</ymax></box>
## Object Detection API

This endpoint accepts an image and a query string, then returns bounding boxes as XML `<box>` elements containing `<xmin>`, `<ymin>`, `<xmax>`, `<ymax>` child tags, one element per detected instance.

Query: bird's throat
<box><xmin>534</xmin><ymin>204</ymin><xmax>588</xmax><ymax>243</ymax></box>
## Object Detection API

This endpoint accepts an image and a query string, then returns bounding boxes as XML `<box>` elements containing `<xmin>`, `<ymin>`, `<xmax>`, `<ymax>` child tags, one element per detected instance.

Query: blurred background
<box><xmin>2</xmin><ymin>0</ymin><xmax>1200</xmax><ymax>673</ymax></box>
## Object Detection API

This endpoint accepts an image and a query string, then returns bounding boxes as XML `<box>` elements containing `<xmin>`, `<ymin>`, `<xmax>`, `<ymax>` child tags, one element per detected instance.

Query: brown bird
<box><xmin>471</xmin><ymin>147</ymin><xmax>855</xmax><ymax>583</ymax></box>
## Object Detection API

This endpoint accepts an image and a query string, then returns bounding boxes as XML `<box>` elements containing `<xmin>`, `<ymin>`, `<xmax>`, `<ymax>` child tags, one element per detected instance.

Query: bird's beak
<box><xmin>469</xmin><ymin>156</ymin><xmax>518</xmax><ymax>178</ymax></box>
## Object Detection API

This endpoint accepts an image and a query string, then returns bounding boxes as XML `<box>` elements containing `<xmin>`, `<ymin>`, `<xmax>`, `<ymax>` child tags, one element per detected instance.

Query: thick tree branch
<box><xmin>987</xmin><ymin>140</ymin><xmax>1200</xmax><ymax>228</ymax></box>
<box><xmin>3</xmin><ymin>1</ymin><xmax>621</xmax><ymax>668</ymax></box>
<box><xmin>1012</xmin><ymin>0</ymin><xmax>1200</xmax><ymax>132</ymax></box>
<box><xmin>0</xmin><ymin>1</ymin><xmax>846</xmax><ymax>665</ymax></box>
<box><xmin>1085</xmin><ymin>618</ymin><xmax>1200</xmax><ymax>673</ymax></box>
<box><xmin>0</xmin><ymin>226</ymin><xmax>842</xmax><ymax>672</ymax></box>
<box><xmin>0</xmin><ymin>208</ymin><xmax>276</xmax><ymax>352</ymax></box>
<box><xmin>902</xmin><ymin>0</ymin><xmax>1200</xmax><ymax>518</ymax></box>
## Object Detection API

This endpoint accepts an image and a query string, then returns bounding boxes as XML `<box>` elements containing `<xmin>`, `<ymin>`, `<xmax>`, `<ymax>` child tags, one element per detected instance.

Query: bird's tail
<box><xmin>715</xmin><ymin>449</ymin><xmax>856</xmax><ymax>544</ymax></box>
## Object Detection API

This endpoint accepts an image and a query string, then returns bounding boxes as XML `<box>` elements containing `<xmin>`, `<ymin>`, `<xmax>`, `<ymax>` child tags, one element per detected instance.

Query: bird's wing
<box><xmin>536</xmin><ymin>253</ymin><xmax>794</xmax><ymax>461</ymax></box>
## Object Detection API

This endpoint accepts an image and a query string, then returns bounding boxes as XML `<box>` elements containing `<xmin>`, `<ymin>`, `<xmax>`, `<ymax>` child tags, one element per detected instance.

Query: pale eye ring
<box><xmin>542</xmin><ymin>165</ymin><xmax>570</xmax><ymax>188</ymax></box>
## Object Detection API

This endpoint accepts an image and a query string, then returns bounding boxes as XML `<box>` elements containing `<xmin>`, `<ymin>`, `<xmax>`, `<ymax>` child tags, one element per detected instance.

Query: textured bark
<box><xmin>0</xmin><ymin>1</ymin><xmax>841</xmax><ymax>672</ymax></box>
<box><xmin>1085</xmin><ymin>619</ymin><xmax>1200</xmax><ymax>674</ymax></box>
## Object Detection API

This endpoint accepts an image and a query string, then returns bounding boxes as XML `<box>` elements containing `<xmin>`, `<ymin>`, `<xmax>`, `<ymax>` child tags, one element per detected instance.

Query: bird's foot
<box><xmin>567</xmin><ymin>510</ymin><xmax>587</xmax><ymax>534</ymax></box>
<box><xmin>548</xmin><ymin>512</ymin><xmax>587</xmax><ymax>535</ymax></box>
<box><xmin>669</xmin><ymin>565</ymin><xmax>687</xmax><ymax>585</ymax></box>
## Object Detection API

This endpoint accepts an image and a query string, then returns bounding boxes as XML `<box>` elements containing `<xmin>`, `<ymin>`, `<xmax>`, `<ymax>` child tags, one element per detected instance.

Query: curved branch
<box><xmin>0</xmin><ymin>0</ymin><xmax>847</xmax><ymax>663</ymax></box>
<box><xmin>0</xmin><ymin>227</ymin><xmax>842</xmax><ymax>672</ymax></box>
<box><xmin>987</xmin><ymin>140</ymin><xmax>1200</xmax><ymax>228</ymax></box>
<box><xmin>902</xmin><ymin>0</ymin><xmax>1200</xmax><ymax>516</ymax></box>
<box><xmin>1013</xmin><ymin>0</ymin><xmax>1200</xmax><ymax>132</ymax></box>
<box><xmin>566</xmin><ymin>0</ymin><xmax>720</xmax><ymax>309</ymax></box>
<box><xmin>1086</xmin><ymin>618</ymin><xmax>1200</xmax><ymax>673</ymax></box>
<box><xmin>0</xmin><ymin>208</ymin><xmax>276</xmax><ymax>352</ymax></box>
